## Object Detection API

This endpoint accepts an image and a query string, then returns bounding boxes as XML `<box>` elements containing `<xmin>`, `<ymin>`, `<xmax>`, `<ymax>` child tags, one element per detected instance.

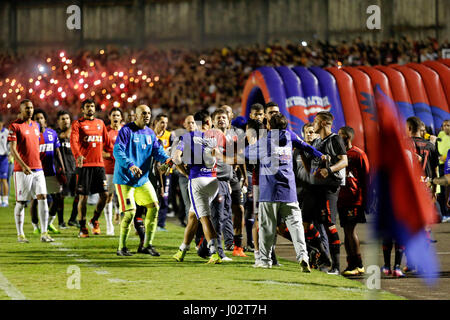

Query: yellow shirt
<box><xmin>437</xmin><ymin>131</ymin><xmax>450</xmax><ymax>164</ymax></box>
<box><xmin>157</xmin><ymin>130</ymin><xmax>172</xmax><ymax>173</ymax></box>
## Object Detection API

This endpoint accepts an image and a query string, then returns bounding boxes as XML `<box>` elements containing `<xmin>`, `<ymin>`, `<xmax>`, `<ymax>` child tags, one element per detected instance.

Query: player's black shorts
<box><xmin>76</xmin><ymin>166</ymin><xmax>107</xmax><ymax>196</ymax></box>
<box><xmin>338</xmin><ymin>206</ymin><xmax>366</xmax><ymax>227</ymax></box>
<box><xmin>301</xmin><ymin>185</ymin><xmax>340</xmax><ymax>225</ymax></box>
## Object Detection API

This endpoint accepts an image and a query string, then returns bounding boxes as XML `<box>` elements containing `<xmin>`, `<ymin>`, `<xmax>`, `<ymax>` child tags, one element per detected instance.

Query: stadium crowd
<box><xmin>0</xmin><ymin>94</ymin><xmax>448</xmax><ymax>276</ymax></box>
<box><xmin>1</xmin><ymin>36</ymin><xmax>448</xmax><ymax>128</ymax></box>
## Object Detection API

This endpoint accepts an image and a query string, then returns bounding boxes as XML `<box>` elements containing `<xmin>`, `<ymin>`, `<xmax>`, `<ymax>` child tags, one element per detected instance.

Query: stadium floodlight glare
<box><xmin>35</xmin><ymin>80</ymin><xmax>40</xmax><ymax>86</ymax></box>
<box><xmin>80</xmin><ymin>93</ymin><xmax>85</xmax><ymax>99</ymax></box>
<box><xmin>200</xmin><ymin>59</ymin><xmax>205</xmax><ymax>65</ymax></box>
<box><xmin>61</xmin><ymin>92</ymin><xmax>67</xmax><ymax>98</ymax></box>
<box><xmin>38</xmin><ymin>65</ymin><xmax>45</xmax><ymax>73</ymax></box>
<box><xmin>59</xmin><ymin>52</ymin><xmax>65</xmax><ymax>58</ymax></box>
<box><xmin>54</xmin><ymin>101</ymin><xmax>59</xmax><ymax>107</ymax></box>
<box><xmin>301</xmin><ymin>41</ymin><xmax>308</xmax><ymax>47</ymax></box>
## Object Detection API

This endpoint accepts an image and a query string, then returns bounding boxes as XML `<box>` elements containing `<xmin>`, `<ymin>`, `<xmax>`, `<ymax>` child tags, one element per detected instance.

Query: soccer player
<box><xmin>172</xmin><ymin>110</ymin><xmax>225</xmax><ymax>264</ymax></box>
<box><xmin>30</xmin><ymin>109</ymin><xmax>66</xmax><ymax>234</ymax></box>
<box><xmin>0</xmin><ymin>116</ymin><xmax>9</xmax><ymax>207</ymax></box>
<box><xmin>8</xmin><ymin>99</ymin><xmax>53</xmax><ymax>243</ymax></box>
<box><xmin>152</xmin><ymin>113</ymin><xmax>173</xmax><ymax>232</ymax></box>
<box><xmin>302</xmin><ymin>111</ymin><xmax>348</xmax><ymax>275</ymax></box>
<box><xmin>103</xmin><ymin>107</ymin><xmax>123</xmax><ymax>236</ymax></box>
<box><xmin>56</xmin><ymin>110</ymin><xmax>79</xmax><ymax>228</ymax></box>
<box><xmin>337</xmin><ymin>126</ymin><xmax>369</xmax><ymax>276</ymax></box>
<box><xmin>71</xmin><ymin>99</ymin><xmax>110</xmax><ymax>238</ymax></box>
<box><xmin>221</xmin><ymin>105</ymin><xmax>248</xmax><ymax>257</ymax></box>
<box><xmin>196</xmin><ymin>108</ymin><xmax>235</xmax><ymax>261</ymax></box>
<box><xmin>243</xmin><ymin>103</ymin><xmax>265</xmax><ymax>250</ymax></box>
<box><xmin>114</xmin><ymin>104</ymin><xmax>172</xmax><ymax>256</ymax></box>
<box><xmin>245</xmin><ymin>112</ymin><xmax>325</xmax><ymax>271</ymax></box>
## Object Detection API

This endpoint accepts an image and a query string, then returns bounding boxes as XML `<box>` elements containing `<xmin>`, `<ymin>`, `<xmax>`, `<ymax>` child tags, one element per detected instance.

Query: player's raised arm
<box><xmin>289</xmin><ymin>129</ymin><xmax>325</xmax><ymax>159</ymax></box>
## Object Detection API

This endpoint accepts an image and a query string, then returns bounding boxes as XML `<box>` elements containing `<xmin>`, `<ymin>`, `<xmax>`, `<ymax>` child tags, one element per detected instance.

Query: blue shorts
<box><xmin>0</xmin><ymin>155</ymin><xmax>8</xmax><ymax>179</ymax></box>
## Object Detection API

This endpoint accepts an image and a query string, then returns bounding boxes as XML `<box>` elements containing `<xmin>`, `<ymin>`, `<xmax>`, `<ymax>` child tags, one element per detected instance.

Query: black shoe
<box><xmin>138</xmin><ymin>245</ymin><xmax>160</xmax><ymax>256</ymax></box>
<box><xmin>197</xmin><ymin>248</ymin><xmax>211</xmax><ymax>259</ymax></box>
<box><xmin>59</xmin><ymin>222</ymin><xmax>69</xmax><ymax>229</ymax></box>
<box><xmin>117</xmin><ymin>247</ymin><xmax>133</xmax><ymax>256</ymax></box>
<box><xmin>180</xmin><ymin>221</ymin><xmax>187</xmax><ymax>227</ymax></box>
<box><xmin>68</xmin><ymin>220</ymin><xmax>80</xmax><ymax>228</ymax></box>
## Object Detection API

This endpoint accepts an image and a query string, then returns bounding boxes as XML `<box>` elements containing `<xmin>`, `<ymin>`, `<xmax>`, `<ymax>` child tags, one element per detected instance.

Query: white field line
<box><xmin>0</xmin><ymin>271</ymin><xmax>26</xmax><ymax>300</ymax></box>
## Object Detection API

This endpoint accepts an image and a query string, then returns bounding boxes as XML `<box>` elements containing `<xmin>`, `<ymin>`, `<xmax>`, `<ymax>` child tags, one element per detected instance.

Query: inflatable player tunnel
<box><xmin>241</xmin><ymin>60</ymin><xmax>450</xmax><ymax>153</ymax></box>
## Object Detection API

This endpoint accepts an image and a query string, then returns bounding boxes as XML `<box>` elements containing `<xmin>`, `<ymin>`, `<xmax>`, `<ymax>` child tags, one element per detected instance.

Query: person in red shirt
<box><xmin>71</xmin><ymin>99</ymin><xmax>110</xmax><ymax>238</ymax></box>
<box><xmin>102</xmin><ymin>107</ymin><xmax>122</xmax><ymax>236</ymax></box>
<box><xmin>8</xmin><ymin>99</ymin><xmax>54</xmax><ymax>243</ymax></box>
<box><xmin>337</xmin><ymin>126</ymin><xmax>369</xmax><ymax>276</ymax></box>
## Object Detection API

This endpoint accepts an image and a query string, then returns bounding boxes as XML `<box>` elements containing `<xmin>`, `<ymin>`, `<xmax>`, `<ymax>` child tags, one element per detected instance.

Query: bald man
<box><xmin>113</xmin><ymin>105</ymin><xmax>173</xmax><ymax>256</ymax></box>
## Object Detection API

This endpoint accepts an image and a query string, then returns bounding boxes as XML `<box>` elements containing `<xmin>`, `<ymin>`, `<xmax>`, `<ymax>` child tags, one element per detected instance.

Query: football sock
<box><xmin>69</xmin><ymin>195</ymin><xmax>79</xmax><ymax>222</ymax></box>
<box><xmin>118</xmin><ymin>211</ymin><xmax>135</xmax><ymax>250</ymax></box>
<box><xmin>179</xmin><ymin>243</ymin><xmax>190</xmax><ymax>251</ymax></box>
<box><xmin>14</xmin><ymin>202</ymin><xmax>26</xmax><ymax>236</ymax></box>
<box><xmin>207</xmin><ymin>238</ymin><xmax>219</xmax><ymax>254</ymax></box>
<box><xmin>143</xmin><ymin>206</ymin><xmax>158</xmax><ymax>247</ymax></box>
<box><xmin>382</xmin><ymin>240</ymin><xmax>393</xmax><ymax>268</ymax></box>
<box><xmin>48</xmin><ymin>214</ymin><xmax>57</xmax><ymax>227</ymax></box>
<box><xmin>233</xmin><ymin>234</ymin><xmax>243</xmax><ymax>248</ymax></box>
<box><xmin>79</xmin><ymin>219</ymin><xmax>86</xmax><ymax>229</ymax></box>
<box><xmin>356</xmin><ymin>254</ymin><xmax>363</xmax><ymax>268</ymax></box>
<box><xmin>104</xmin><ymin>201</ymin><xmax>114</xmax><ymax>232</ymax></box>
<box><xmin>2</xmin><ymin>195</ymin><xmax>8</xmax><ymax>204</ymax></box>
<box><xmin>394</xmin><ymin>243</ymin><xmax>405</xmax><ymax>267</ymax></box>
<box><xmin>134</xmin><ymin>216</ymin><xmax>145</xmax><ymax>247</ymax></box>
<box><xmin>38</xmin><ymin>199</ymin><xmax>49</xmax><ymax>233</ymax></box>
<box><xmin>92</xmin><ymin>209</ymin><xmax>101</xmax><ymax>222</ymax></box>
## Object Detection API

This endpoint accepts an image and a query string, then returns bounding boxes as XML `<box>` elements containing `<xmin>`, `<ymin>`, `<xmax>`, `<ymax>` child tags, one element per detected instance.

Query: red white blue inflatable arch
<box><xmin>240</xmin><ymin>59</ymin><xmax>450</xmax><ymax>153</ymax></box>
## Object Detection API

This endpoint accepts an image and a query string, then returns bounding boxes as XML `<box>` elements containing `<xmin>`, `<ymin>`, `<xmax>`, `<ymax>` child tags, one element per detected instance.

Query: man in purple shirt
<box><xmin>245</xmin><ymin>112</ymin><xmax>325</xmax><ymax>271</ymax></box>
<box><xmin>31</xmin><ymin>109</ymin><xmax>66</xmax><ymax>235</ymax></box>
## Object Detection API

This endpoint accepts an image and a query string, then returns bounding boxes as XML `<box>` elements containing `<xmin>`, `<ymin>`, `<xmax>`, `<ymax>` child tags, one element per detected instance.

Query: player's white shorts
<box><xmin>106</xmin><ymin>174</ymin><xmax>115</xmax><ymax>193</ymax></box>
<box><xmin>188</xmin><ymin>177</ymin><xmax>219</xmax><ymax>219</ymax></box>
<box><xmin>45</xmin><ymin>175</ymin><xmax>62</xmax><ymax>194</ymax></box>
<box><xmin>13</xmin><ymin>170</ymin><xmax>47</xmax><ymax>201</ymax></box>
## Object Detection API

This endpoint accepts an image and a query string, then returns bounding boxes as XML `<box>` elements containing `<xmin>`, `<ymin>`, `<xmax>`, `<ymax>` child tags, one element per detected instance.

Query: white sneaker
<box><xmin>222</xmin><ymin>256</ymin><xmax>233</xmax><ymax>262</ymax></box>
<box><xmin>40</xmin><ymin>233</ymin><xmax>55</xmax><ymax>243</ymax></box>
<box><xmin>253</xmin><ymin>260</ymin><xmax>271</xmax><ymax>268</ymax></box>
<box><xmin>442</xmin><ymin>216</ymin><xmax>450</xmax><ymax>223</ymax></box>
<box><xmin>106</xmin><ymin>228</ymin><xmax>115</xmax><ymax>236</ymax></box>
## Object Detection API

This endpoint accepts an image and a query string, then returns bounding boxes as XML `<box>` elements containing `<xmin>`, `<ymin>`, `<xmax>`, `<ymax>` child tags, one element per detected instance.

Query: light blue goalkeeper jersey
<box><xmin>113</xmin><ymin>122</ymin><xmax>169</xmax><ymax>187</ymax></box>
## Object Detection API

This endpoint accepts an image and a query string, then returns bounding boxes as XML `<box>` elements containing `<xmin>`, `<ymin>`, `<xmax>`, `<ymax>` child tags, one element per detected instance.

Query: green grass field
<box><xmin>0</xmin><ymin>194</ymin><xmax>403</xmax><ymax>300</ymax></box>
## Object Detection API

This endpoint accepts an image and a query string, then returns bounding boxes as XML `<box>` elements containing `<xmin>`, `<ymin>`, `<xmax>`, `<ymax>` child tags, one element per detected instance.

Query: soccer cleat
<box><xmin>173</xmin><ymin>249</ymin><xmax>187</xmax><ymax>262</ymax></box>
<box><xmin>88</xmin><ymin>219</ymin><xmax>101</xmax><ymax>235</ymax></box>
<box><xmin>380</xmin><ymin>266</ymin><xmax>392</xmax><ymax>276</ymax></box>
<box><xmin>207</xmin><ymin>252</ymin><xmax>222</xmax><ymax>264</ymax></box>
<box><xmin>48</xmin><ymin>224</ymin><xmax>61</xmax><ymax>234</ymax></box>
<box><xmin>68</xmin><ymin>220</ymin><xmax>81</xmax><ymax>228</ymax></box>
<box><xmin>33</xmin><ymin>227</ymin><xmax>41</xmax><ymax>235</ymax></box>
<box><xmin>17</xmin><ymin>235</ymin><xmax>29</xmax><ymax>243</ymax></box>
<box><xmin>327</xmin><ymin>268</ymin><xmax>340</xmax><ymax>275</ymax></box>
<box><xmin>78</xmin><ymin>228</ymin><xmax>89</xmax><ymax>238</ymax></box>
<box><xmin>59</xmin><ymin>222</ymin><xmax>69</xmax><ymax>230</ymax></box>
<box><xmin>403</xmin><ymin>265</ymin><xmax>417</xmax><ymax>274</ymax></box>
<box><xmin>106</xmin><ymin>228</ymin><xmax>115</xmax><ymax>236</ymax></box>
<box><xmin>232</xmin><ymin>246</ymin><xmax>248</xmax><ymax>257</ymax></box>
<box><xmin>222</xmin><ymin>256</ymin><xmax>233</xmax><ymax>262</ymax></box>
<box><xmin>393</xmin><ymin>267</ymin><xmax>405</xmax><ymax>278</ymax></box>
<box><xmin>138</xmin><ymin>245</ymin><xmax>160</xmax><ymax>256</ymax></box>
<box><xmin>300</xmin><ymin>259</ymin><xmax>311</xmax><ymax>273</ymax></box>
<box><xmin>157</xmin><ymin>226</ymin><xmax>168</xmax><ymax>232</ymax></box>
<box><xmin>253</xmin><ymin>260</ymin><xmax>271</xmax><ymax>269</ymax></box>
<box><xmin>343</xmin><ymin>267</ymin><xmax>361</xmax><ymax>276</ymax></box>
<box><xmin>357</xmin><ymin>266</ymin><xmax>365</xmax><ymax>274</ymax></box>
<box><xmin>40</xmin><ymin>232</ymin><xmax>55</xmax><ymax>243</ymax></box>
<box><xmin>117</xmin><ymin>247</ymin><xmax>133</xmax><ymax>256</ymax></box>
